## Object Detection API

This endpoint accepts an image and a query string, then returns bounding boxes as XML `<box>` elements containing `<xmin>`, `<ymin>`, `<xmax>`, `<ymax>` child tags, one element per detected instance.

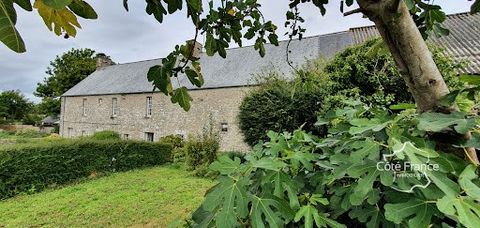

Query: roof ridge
<box><xmin>103</xmin><ymin>31</ymin><xmax>352</xmax><ymax>68</ymax></box>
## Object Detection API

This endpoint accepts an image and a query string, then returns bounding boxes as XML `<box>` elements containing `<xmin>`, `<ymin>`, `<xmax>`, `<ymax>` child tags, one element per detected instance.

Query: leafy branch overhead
<box><xmin>1</xmin><ymin>0</ymin><xmax>480</xmax><ymax>111</ymax></box>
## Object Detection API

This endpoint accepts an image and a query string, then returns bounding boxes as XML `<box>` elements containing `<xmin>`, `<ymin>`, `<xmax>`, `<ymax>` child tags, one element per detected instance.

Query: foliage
<box><xmin>239</xmin><ymin>41</ymin><xmax>463</xmax><ymax>146</ymax></box>
<box><xmin>21</xmin><ymin>113</ymin><xmax>43</xmax><ymax>126</ymax></box>
<box><xmin>239</xmin><ymin>60</ymin><xmax>328</xmax><ymax>146</ymax></box>
<box><xmin>34</xmin><ymin>48</ymin><xmax>113</xmax><ymax>115</ymax></box>
<box><xmin>0</xmin><ymin>166</ymin><xmax>214</xmax><ymax>227</ymax></box>
<box><xmin>322</xmin><ymin>39</ymin><xmax>464</xmax><ymax>111</ymax></box>
<box><xmin>178</xmin><ymin>123</ymin><xmax>220</xmax><ymax>177</ymax></box>
<box><xmin>192</xmin><ymin>97</ymin><xmax>480</xmax><ymax>227</ymax></box>
<box><xmin>159</xmin><ymin>134</ymin><xmax>185</xmax><ymax>148</ymax></box>
<box><xmin>0</xmin><ymin>139</ymin><xmax>173</xmax><ymax>199</ymax></box>
<box><xmin>35</xmin><ymin>97</ymin><xmax>61</xmax><ymax>116</ymax></box>
<box><xmin>90</xmin><ymin>130</ymin><xmax>121</xmax><ymax>140</ymax></box>
<box><xmin>0</xmin><ymin>90</ymin><xmax>33</xmax><ymax>121</ymax></box>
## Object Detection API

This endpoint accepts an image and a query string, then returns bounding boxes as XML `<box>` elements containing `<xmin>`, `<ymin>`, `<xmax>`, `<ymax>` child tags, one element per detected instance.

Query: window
<box><xmin>67</xmin><ymin>127</ymin><xmax>73</xmax><ymax>138</ymax></box>
<box><xmin>221</xmin><ymin>122</ymin><xmax>228</xmax><ymax>132</ymax></box>
<box><xmin>81</xmin><ymin>130</ymin><xmax>86</xmax><ymax>137</ymax></box>
<box><xmin>98</xmin><ymin>98</ymin><xmax>103</xmax><ymax>104</ymax></box>
<box><xmin>145</xmin><ymin>132</ymin><xmax>154</xmax><ymax>142</ymax></box>
<box><xmin>146</xmin><ymin>96</ymin><xmax>153</xmax><ymax>117</ymax></box>
<box><xmin>82</xmin><ymin>98</ymin><xmax>87</xmax><ymax>116</ymax></box>
<box><xmin>112</xmin><ymin>98</ymin><xmax>118</xmax><ymax>117</ymax></box>
<box><xmin>123</xmin><ymin>134</ymin><xmax>129</xmax><ymax>140</ymax></box>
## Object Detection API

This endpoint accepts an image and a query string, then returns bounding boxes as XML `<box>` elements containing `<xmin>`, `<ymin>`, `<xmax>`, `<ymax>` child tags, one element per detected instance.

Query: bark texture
<box><xmin>356</xmin><ymin>0</ymin><xmax>479</xmax><ymax>164</ymax></box>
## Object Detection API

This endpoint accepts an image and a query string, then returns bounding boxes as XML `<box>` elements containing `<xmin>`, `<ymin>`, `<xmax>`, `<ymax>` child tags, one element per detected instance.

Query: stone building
<box><xmin>60</xmin><ymin>13</ymin><xmax>479</xmax><ymax>151</ymax></box>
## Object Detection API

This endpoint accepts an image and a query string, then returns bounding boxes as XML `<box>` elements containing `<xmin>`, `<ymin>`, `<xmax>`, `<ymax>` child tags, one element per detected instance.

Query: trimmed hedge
<box><xmin>0</xmin><ymin>140</ymin><xmax>173</xmax><ymax>199</ymax></box>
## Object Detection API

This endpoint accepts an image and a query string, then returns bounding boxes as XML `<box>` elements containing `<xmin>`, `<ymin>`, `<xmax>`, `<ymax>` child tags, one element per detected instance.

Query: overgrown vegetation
<box><xmin>172</xmin><ymin>122</ymin><xmax>220</xmax><ymax>177</ymax></box>
<box><xmin>193</xmin><ymin>96</ymin><xmax>480</xmax><ymax>227</ymax></box>
<box><xmin>0</xmin><ymin>140</ymin><xmax>172</xmax><ymax>199</ymax></box>
<box><xmin>239</xmin><ymin>40</ymin><xmax>465</xmax><ymax>146</ymax></box>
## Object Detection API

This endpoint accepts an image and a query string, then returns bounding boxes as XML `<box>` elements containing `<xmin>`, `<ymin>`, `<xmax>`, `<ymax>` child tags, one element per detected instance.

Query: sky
<box><xmin>0</xmin><ymin>0</ymin><xmax>471</xmax><ymax>102</ymax></box>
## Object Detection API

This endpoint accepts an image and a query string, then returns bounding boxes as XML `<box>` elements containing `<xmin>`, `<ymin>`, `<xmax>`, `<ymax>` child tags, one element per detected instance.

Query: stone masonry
<box><xmin>60</xmin><ymin>87</ymin><xmax>253</xmax><ymax>152</ymax></box>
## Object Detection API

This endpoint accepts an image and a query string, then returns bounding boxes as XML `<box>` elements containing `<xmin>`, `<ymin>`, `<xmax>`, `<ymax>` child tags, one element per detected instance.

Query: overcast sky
<box><xmin>0</xmin><ymin>0</ymin><xmax>470</xmax><ymax>102</ymax></box>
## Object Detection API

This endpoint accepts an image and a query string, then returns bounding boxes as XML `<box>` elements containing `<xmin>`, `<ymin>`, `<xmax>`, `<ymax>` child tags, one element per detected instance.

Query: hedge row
<box><xmin>0</xmin><ymin>140</ymin><xmax>173</xmax><ymax>199</ymax></box>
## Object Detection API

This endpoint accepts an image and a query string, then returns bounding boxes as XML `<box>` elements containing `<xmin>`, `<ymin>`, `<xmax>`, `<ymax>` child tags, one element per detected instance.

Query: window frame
<box><xmin>146</xmin><ymin>96</ymin><xmax>153</xmax><ymax>117</ymax></box>
<box><xmin>82</xmin><ymin>98</ymin><xmax>87</xmax><ymax>116</ymax></box>
<box><xmin>145</xmin><ymin>132</ymin><xmax>154</xmax><ymax>142</ymax></box>
<box><xmin>112</xmin><ymin>97</ymin><xmax>119</xmax><ymax>117</ymax></box>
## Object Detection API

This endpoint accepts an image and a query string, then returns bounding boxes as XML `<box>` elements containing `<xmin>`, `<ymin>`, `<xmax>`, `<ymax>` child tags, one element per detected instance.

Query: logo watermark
<box><xmin>377</xmin><ymin>142</ymin><xmax>439</xmax><ymax>193</ymax></box>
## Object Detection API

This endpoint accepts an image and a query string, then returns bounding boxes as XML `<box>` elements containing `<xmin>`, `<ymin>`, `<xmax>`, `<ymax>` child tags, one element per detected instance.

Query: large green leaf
<box><xmin>347</xmin><ymin>160</ymin><xmax>380</xmax><ymax>205</ymax></box>
<box><xmin>417</xmin><ymin>112</ymin><xmax>476</xmax><ymax>134</ymax></box>
<box><xmin>0</xmin><ymin>0</ymin><xmax>26</xmax><ymax>52</ymax></box>
<box><xmin>250</xmin><ymin>157</ymin><xmax>286</xmax><ymax>171</ymax></box>
<box><xmin>209</xmin><ymin>155</ymin><xmax>241</xmax><ymax>175</ymax></box>
<box><xmin>170</xmin><ymin>86</ymin><xmax>192</xmax><ymax>111</ymax></box>
<box><xmin>202</xmin><ymin>176</ymin><xmax>249</xmax><ymax>226</ymax></box>
<box><xmin>294</xmin><ymin>204</ymin><xmax>345</xmax><ymax>228</ymax></box>
<box><xmin>348</xmin><ymin>118</ymin><xmax>391</xmax><ymax>135</ymax></box>
<box><xmin>250</xmin><ymin>195</ymin><xmax>294</xmax><ymax>228</ymax></box>
<box><xmin>437</xmin><ymin>195</ymin><xmax>480</xmax><ymax>228</ymax></box>
<box><xmin>384</xmin><ymin>199</ymin><xmax>434</xmax><ymax>227</ymax></box>
<box><xmin>349</xmin><ymin>138</ymin><xmax>379</xmax><ymax>163</ymax></box>
<box><xmin>458</xmin><ymin>165</ymin><xmax>480</xmax><ymax>199</ymax></box>
<box><xmin>265</xmin><ymin>171</ymin><xmax>300</xmax><ymax>208</ymax></box>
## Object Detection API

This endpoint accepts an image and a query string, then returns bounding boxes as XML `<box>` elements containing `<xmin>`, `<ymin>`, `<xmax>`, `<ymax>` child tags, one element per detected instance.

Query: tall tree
<box><xmin>0</xmin><ymin>1</ymin><xmax>479</xmax><ymax>162</ymax></box>
<box><xmin>0</xmin><ymin>90</ymin><xmax>33</xmax><ymax>121</ymax></box>
<box><xmin>34</xmin><ymin>48</ymin><xmax>113</xmax><ymax>115</ymax></box>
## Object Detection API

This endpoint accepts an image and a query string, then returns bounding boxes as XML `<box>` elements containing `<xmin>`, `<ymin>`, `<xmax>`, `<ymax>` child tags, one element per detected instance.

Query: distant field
<box><xmin>0</xmin><ymin>166</ymin><xmax>214</xmax><ymax>227</ymax></box>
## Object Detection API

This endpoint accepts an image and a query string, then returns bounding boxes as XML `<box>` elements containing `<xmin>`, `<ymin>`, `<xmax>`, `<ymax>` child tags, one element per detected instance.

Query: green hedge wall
<box><xmin>0</xmin><ymin>140</ymin><xmax>173</xmax><ymax>199</ymax></box>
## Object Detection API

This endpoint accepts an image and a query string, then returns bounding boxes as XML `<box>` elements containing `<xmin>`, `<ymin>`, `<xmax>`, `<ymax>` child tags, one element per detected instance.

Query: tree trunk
<box><xmin>356</xmin><ymin>0</ymin><xmax>479</xmax><ymax>164</ymax></box>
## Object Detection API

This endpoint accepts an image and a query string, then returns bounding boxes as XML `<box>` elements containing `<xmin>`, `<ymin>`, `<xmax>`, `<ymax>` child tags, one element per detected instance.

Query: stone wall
<box><xmin>60</xmin><ymin>87</ymin><xmax>253</xmax><ymax>151</ymax></box>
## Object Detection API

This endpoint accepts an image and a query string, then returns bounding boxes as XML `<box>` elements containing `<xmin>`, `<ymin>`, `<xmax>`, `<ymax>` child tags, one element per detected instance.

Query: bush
<box><xmin>178</xmin><ymin>121</ymin><xmax>220</xmax><ymax>177</ymax></box>
<box><xmin>91</xmin><ymin>130</ymin><xmax>120</xmax><ymax>140</ymax></box>
<box><xmin>0</xmin><ymin>140</ymin><xmax>173</xmax><ymax>199</ymax></box>
<box><xmin>158</xmin><ymin>134</ymin><xmax>184</xmax><ymax>148</ymax></box>
<box><xmin>239</xmin><ymin>61</ymin><xmax>329</xmax><ymax>146</ymax></box>
<box><xmin>322</xmin><ymin>38</ymin><xmax>464</xmax><ymax>110</ymax></box>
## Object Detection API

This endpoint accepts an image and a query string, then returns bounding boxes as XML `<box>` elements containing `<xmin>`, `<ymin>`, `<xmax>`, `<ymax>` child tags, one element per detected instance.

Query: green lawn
<box><xmin>0</xmin><ymin>166</ymin><xmax>214</xmax><ymax>227</ymax></box>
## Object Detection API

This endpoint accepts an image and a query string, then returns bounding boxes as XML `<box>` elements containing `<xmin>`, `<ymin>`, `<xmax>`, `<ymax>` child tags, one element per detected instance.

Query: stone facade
<box><xmin>60</xmin><ymin>87</ymin><xmax>253</xmax><ymax>152</ymax></box>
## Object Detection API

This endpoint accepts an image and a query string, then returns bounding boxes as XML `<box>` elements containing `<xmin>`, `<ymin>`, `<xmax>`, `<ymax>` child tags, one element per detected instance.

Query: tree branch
<box><xmin>343</xmin><ymin>8</ymin><xmax>362</xmax><ymax>16</ymax></box>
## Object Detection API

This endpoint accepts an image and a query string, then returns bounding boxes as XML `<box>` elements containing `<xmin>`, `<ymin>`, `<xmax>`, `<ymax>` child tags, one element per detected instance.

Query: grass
<box><xmin>0</xmin><ymin>166</ymin><xmax>215</xmax><ymax>227</ymax></box>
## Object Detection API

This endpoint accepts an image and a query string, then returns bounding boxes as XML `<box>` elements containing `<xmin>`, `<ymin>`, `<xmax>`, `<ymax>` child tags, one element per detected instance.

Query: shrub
<box><xmin>322</xmin><ymin>38</ymin><xmax>464</xmax><ymax>110</ymax></box>
<box><xmin>91</xmin><ymin>130</ymin><xmax>120</xmax><ymax>140</ymax></box>
<box><xmin>0</xmin><ymin>140</ymin><xmax>173</xmax><ymax>199</ymax></box>
<box><xmin>239</xmin><ymin>61</ymin><xmax>329</xmax><ymax>146</ymax></box>
<box><xmin>158</xmin><ymin>134</ymin><xmax>184</xmax><ymax>148</ymax></box>
<box><xmin>179</xmin><ymin>121</ymin><xmax>220</xmax><ymax>177</ymax></box>
<box><xmin>191</xmin><ymin>100</ymin><xmax>480</xmax><ymax>227</ymax></box>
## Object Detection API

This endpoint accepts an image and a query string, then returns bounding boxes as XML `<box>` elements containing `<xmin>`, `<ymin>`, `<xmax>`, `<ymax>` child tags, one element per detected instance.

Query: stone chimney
<box><xmin>96</xmin><ymin>53</ymin><xmax>114</xmax><ymax>69</ymax></box>
<box><xmin>186</xmin><ymin>40</ymin><xmax>203</xmax><ymax>58</ymax></box>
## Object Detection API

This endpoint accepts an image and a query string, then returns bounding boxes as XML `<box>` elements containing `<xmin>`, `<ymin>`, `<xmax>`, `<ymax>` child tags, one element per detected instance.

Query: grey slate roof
<box><xmin>350</xmin><ymin>13</ymin><xmax>480</xmax><ymax>74</ymax></box>
<box><xmin>64</xmin><ymin>13</ymin><xmax>479</xmax><ymax>97</ymax></box>
<box><xmin>63</xmin><ymin>31</ymin><xmax>352</xmax><ymax>96</ymax></box>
